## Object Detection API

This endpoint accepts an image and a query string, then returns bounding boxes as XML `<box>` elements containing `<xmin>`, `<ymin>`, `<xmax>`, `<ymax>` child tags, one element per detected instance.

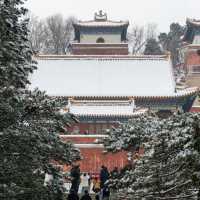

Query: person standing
<box><xmin>80</xmin><ymin>190</ymin><xmax>92</xmax><ymax>200</ymax></box>
<box><xmin>92</xmin><ymin>177</ymin><xmax>100</xmax><ymax>193</ymax></box>
<box><xmin>100</xmin><ymin>166</ymin><xmax>110</xmax><ymax>189</ymax></box>
<box><xmin>111</xmin><ymin>167</ymin><xmax>119</xmax><ymax>179</ymax></box>
<box><xmin>92</xmin><ymin>177</ymin><xmax>101</xmax><ymax>200</ymax></box>
<box><xmin>67</xmin><ymin>189</ymin><xmax>79</xmax><ymax>200</ymax></box>
<box><xmin>81</xmin><ymin>173</ymin><xmax>90</xmax><ymax>194</ymax></box>
<box><xmin>70</xmin><ymin>164</ymin><xmax>81</xmax><ymax>194</ymax></box>
<box><xmin>102</xmin><ymin>186</ymin><xmax>110</xmax><ymax>200</ymax></box>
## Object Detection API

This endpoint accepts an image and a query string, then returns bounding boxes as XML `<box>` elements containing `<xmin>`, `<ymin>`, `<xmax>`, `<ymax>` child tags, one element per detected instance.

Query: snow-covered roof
<box><xmin>74</xmin><ymin>20</ymin><xmax>129</xmax><ymax>28</ymax></box>
<box><xmin>30</xmin><ymin>55</ymin><xmax>177</xmax><ymax>97</ymax></box>
<box><xmin>74</xmin><ymin>11</ymin><xmax>128</xmax><ymax>28</ymax></box>
<box><xmin>66</xmin><ymin>99</ymin><xmax>147</xmax><ymax>117</ymax></box>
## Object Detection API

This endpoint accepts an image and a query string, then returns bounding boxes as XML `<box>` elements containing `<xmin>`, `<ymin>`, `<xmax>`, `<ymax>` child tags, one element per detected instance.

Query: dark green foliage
<box><xmin>0</xmin><ymin>1</ymin><xmax>79</xmax><ymax>199</ymax></box>
<box><xmin>105</xmin><ymin>113</ymin><xmax>200</xmax><ymax>199</ymax></box>
<box><xmin>144</xmin><ymin>38</ymin><xmax>163</xmax><ymax>55</ymax></box>
<box><xmin>104</xmin><ymin>114</ymin><xmax>159</xmax><ymax>152</ymax></box>
<box><xmin>159</xmin><ymin>23</ymin><xmax>185</xmax><ymax>66</ymax></box>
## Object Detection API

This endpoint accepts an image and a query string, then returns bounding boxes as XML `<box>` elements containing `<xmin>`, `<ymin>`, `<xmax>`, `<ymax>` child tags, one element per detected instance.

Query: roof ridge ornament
<box><xmin>94</xmin><ymin>10</ymin><xmax>107</xmax><ymax>21</ymax></box>
<box><xmin>186</xmin><ymin>18</ymin><xmax>200</xmax><ymax>26</ymax></box>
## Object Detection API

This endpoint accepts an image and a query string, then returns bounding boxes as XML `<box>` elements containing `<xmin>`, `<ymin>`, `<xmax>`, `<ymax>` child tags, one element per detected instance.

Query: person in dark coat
<box><xmin>102</xmin><ymin>186</ymin><xmax>110</xmax><ymax>200</ymax></box>
<box><xmin>80</xmin><ymin>190</ymin><xmax>92</xmax><ymax>200</ymax></box>
<box><xmin>95</xmin><ymin>194</ymin><xmax>100</xmax><ymax>200</ymax></box>
<box><xmin>100</xmin><ymin>165</ymin><xmax>110</xmax><ymax>188</ymax></box>
<box><xmin>67</xmin><ymin>189</ymin><xmax>79</xmax><ymax>200</ymax></box>
<box><xmin>70</xmin><ymin>164</ymin><xmax>81</xmax><ymax>194</ymax></box>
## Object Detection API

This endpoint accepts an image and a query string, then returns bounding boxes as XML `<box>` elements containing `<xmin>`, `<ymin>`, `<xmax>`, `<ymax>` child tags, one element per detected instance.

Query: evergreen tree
<box><xmin>158</xmin><ymin>23</ymin><xmax>185</xmax><ymax>66</ymax></box>
<box><xmin>144</xmin><ymin>38</ymin><xmax>163</xmax><ymax>55</ymax></box>
<box><xmin>104</xmin><ymin>113</ymin><xmax>200</xmax><ymax>199</ymax></box>
<box><xmin>0</xmin><ymin>1</ymin><xmax>79</xmax><ymax>199</ymax></box>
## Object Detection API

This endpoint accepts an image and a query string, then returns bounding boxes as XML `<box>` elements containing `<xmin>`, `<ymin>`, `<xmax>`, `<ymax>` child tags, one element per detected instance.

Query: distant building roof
<box><xmin>73</xmin><ymin>10</ymin><xmax>129</xmax><ymax>28</ymax></box>
<box><xmin>30</xmin><ymin>55</ymin><xmax>176</xmax><ymax>97</ymax></box>
<box><xmin>182</xmin><ymin>18</ymin><xmax>200</xmax><ymax>44</ymax></box>
<box><xmin>186</xmin><ymin>18</ymin><xmax>200</xmax><ymax>27</ymax></box>
<box><xmin>73</xmin><ymin>11</ymin><xmax>129</xmax><ymax>43</ymax></box>
<box><xmin>74</xmin><ymin>20</ymin><xmax>129</xmax><ymax>28</ymax></box>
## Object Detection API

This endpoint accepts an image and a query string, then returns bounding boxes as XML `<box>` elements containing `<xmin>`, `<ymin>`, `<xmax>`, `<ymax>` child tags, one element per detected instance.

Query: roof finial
<box><xmin>94</xmin><ymin>10</ymin><xmax>107</xmax><ymax>21</ymax></box>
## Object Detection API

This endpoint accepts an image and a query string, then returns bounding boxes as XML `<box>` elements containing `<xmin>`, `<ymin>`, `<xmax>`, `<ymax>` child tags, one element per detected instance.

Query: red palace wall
<box><xmin>190</xmin><ymin>107</ymin><xmax>200</xmax><ymax>112</ymax></box>
<box><xmin>63</xmin><ymin>148</ymin><xmax>128</xmax><ymax>174</ymax></box>
<box><xmin>186</xmin><ymin>50</ymin><xmax>200</xmax><ymax>67</ymax></box>
<box><xmin>61</xmin><ymin>134</ymin><xmax>144</xmax><ymax>174</ymax></box>
<box><xmin>67</xmin><ymin>122</ymin><xmax>118</xmax><ymax>135</ymax></box>
<box><xmin>184</xmin><ymin>48</ymin><xmax>200</xmax><ymax>111</ymax></box>
<box><xmin>62</xmin><ymin>121</ymin><xmax>144</xmax><ymax>173</ymax></box>
<box><xmin>61</xmin><ymin>119</ymin><xmax>130</xmax><ymax>174</ymax></box>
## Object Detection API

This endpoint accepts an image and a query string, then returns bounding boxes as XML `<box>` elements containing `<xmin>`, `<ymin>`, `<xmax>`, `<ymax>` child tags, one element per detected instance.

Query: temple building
<box><xmin>30</xmin><ymin>12</ymin><xmax>198</xmax><ymax>173</ymax></box>
<box><xmin>180</xmin><ymin>18</ymin><xmax>200</xmax><ymax>111</ymax></box>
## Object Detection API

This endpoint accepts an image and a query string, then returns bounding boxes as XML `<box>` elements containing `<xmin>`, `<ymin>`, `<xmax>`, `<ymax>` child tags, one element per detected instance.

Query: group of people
<box><xmin>67</xmin><ymin>164</ymin><xmax>115</xmax><ymax>200</ymax></box>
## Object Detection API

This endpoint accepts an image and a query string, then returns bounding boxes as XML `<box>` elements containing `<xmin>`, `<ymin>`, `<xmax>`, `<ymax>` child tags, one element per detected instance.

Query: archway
<box><xmin>96</xmin><ymin>37</ymin><xmax>105</xmax><ymax>43</ymax></box>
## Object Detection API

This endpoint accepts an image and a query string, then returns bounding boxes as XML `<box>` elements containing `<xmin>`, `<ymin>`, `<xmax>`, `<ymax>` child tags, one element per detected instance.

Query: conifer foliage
<box><xmin>104</xmin><ymin>113</ymin><xmax>200</xmax><ymax>200</ymax></box>
<box><xmin>0</xmin><ymin>1</ymin><xmax>79</xmax><ymax>199</ymax></box>
<box><xmin>144</xmin><ymin>38</ymin><xmax>163</xmax><ymax>55</ymax></box>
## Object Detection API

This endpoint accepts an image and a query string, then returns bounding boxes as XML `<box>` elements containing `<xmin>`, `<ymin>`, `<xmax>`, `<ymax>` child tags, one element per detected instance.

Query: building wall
<box><xmin>63</xmin><ymin>148</ymin><xmax>129</xmax><ymax>173</ymax></box>
<box><xmin>72</xmin><ymin>47</ymin><xmax>128</xmax><ymax>55</ymax></box>
<box><xmin>80</xmin><ymin>33</ymin><xmax>121</xmax><ymax>43</ymax></box>
<box><xmin>190</xmin><ymin>106</ymin><xmax>200</xmax><ymax>112</ymax></box>
<box><xmin>61</xmin><ymin>133</ymin><xmax>145</xmax><ymax>174</ymax></box>
<box><xmin>71</xmin><ymin>43</ymin><xmax>128</xmax><ymax>55</ymax></box>
<box><xmin>184</xmin><ymin>46</ymin><xmax>200</xmax><ymax>109</ymax></box>
<box><xmin>63</xmin><ymin>121</ymin><xmax>129</xmax><ymax>173</ymax></box>
<box><xmin>185</xmin><ymin>47</ymin><xmax>200</xmax><ymax>87</ymax></box>
<box><xmin>186</xmin><ymin>49</ymin><xmax>200</xmax><ymax>68</ymax></box>
<box><xmin>186</xmin><ymin>75</ymin><xmax>200</xmax><ymax>87</ymax></box>
<box><xmin>193</xmin><ymin>34</ymin><xmax>200</xmax><ymax>44</ymax></box>
<box><xmin>67</xmin><ymin>122</ymin><xmax>118</xmax><ymax>135</ymax></box>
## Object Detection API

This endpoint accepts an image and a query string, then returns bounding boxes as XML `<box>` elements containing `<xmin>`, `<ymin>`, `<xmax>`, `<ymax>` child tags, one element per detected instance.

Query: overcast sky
<box><xmin>25</xmin><ymin>0</ymin><xmax>200</xmax><ymax>32</ymax></box>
